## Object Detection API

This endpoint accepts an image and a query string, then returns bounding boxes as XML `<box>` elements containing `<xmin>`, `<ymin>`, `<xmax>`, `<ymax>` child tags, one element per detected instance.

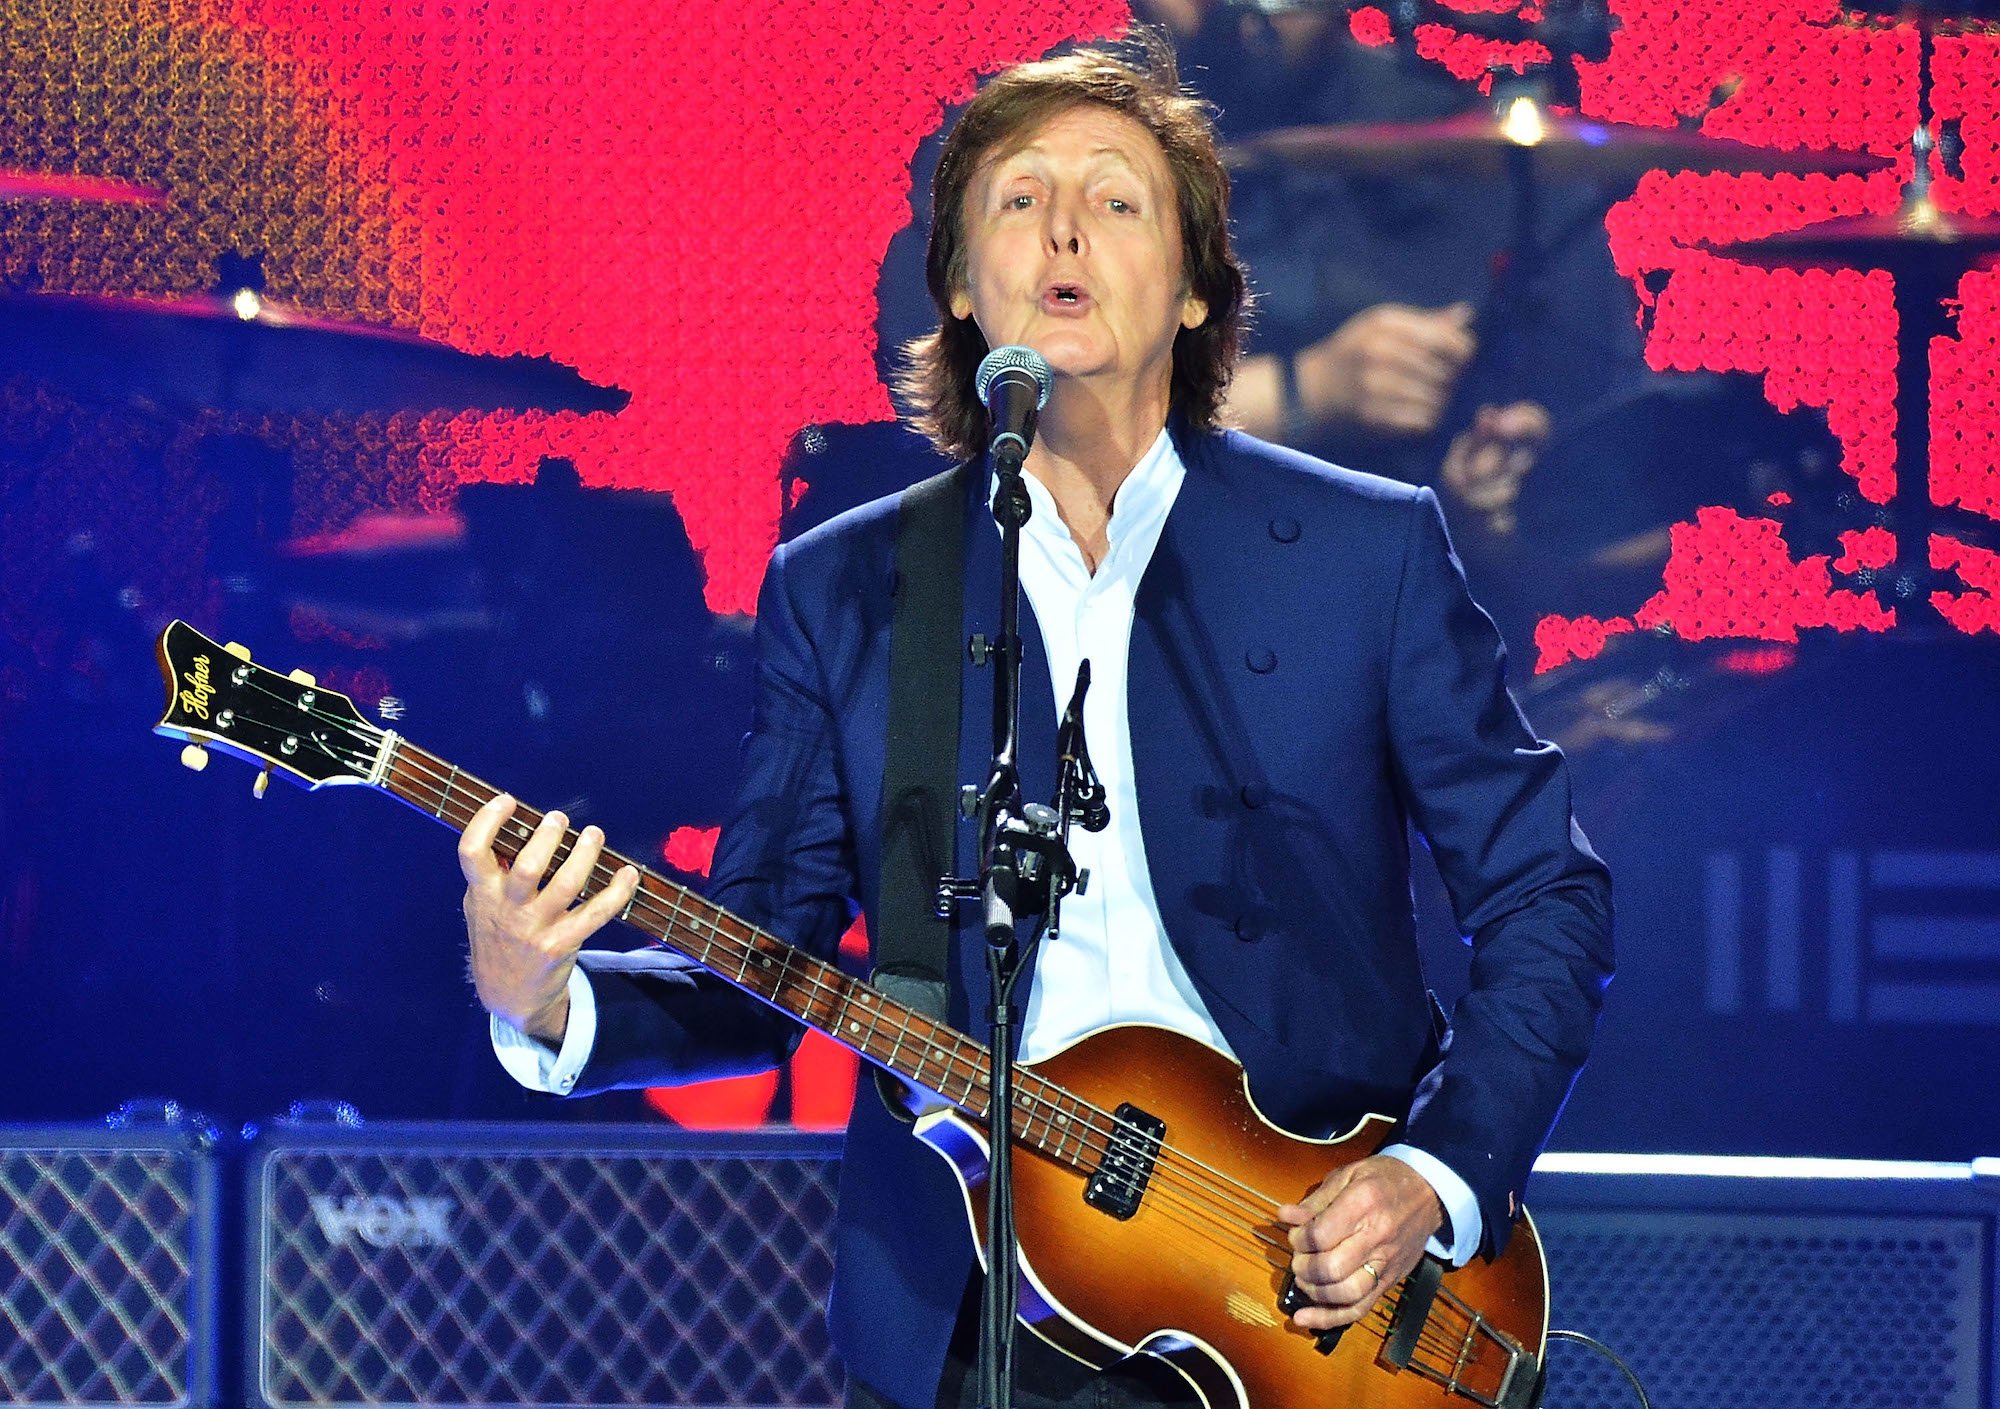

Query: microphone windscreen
<box><xmin>974</xmin><ymin>346</ymin><xmax>1053</xmax><ymax>409</ymax></box>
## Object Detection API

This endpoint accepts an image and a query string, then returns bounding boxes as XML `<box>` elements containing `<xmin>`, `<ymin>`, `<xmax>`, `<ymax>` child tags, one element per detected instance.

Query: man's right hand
<box><xmin>1295</xmin><ymin>301</ymin><xmax>1477</xmax><ymax>439</ymax></box>
<box><xmin>459</xmin><ymin>794</ymin><xmax>640</xmax><ymax>1045</ymax></box>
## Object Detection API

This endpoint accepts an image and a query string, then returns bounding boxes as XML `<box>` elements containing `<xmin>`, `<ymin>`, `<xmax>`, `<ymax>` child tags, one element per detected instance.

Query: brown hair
<box><xmin>895</xmin><ymin>35</ymin><xmax>1250</xmax><ymax>462</ymax></box>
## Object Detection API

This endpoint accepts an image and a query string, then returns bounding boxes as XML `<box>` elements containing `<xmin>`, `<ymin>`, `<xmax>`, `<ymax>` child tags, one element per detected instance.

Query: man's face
<box><xmin>949</xmin><ymin>103</ymin><xmax>1207</xmax><ymax>402</ymax></box>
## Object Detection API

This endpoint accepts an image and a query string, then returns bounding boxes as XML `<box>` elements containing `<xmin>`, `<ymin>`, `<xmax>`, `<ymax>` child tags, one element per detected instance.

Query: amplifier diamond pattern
<box><xmin>1539</xmin><ymin>1210</ymin><xmax>1988</xmax><ymax>1409</ymax></box>
<box><xmin>258</xmin><ymin>1143</ymin><xmax>841</xmax><ymax>1408</ymax></box>
<box><xmin>1</xmin><ymin>1149</ymin><xmax>197</xmax><ymax>1408</ymax></box>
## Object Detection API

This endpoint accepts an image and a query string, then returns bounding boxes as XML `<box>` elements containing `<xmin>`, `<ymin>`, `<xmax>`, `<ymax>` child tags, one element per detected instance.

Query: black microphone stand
<box><xmin>938</xmin><ymin>431</ymin><xmax>1095</xmax><ymax>1409</ymax></box>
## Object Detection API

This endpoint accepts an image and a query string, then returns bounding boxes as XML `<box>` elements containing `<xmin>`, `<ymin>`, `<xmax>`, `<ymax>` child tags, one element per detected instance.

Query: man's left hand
<box><xmin>1276</xmin><ymin>1155</ymin><xmax>1446</xmax><ymax>1330</ymax></box>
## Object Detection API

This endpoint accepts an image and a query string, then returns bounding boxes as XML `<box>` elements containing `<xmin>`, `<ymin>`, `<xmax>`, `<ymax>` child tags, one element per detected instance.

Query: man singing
<box><xmin>459</xmin><ymin>37</ymin><xmax>1612</xmax><ymax>1409</ymax></box>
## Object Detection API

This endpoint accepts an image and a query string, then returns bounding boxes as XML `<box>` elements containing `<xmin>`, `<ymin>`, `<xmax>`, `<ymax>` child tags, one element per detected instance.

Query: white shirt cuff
<box><xmin>1379</xmin><ymin>1143</ymin><xmax>1482</xmax><ymax>1267</ymax></box>
<box><xmin>489</xmin><ymin>966</ymin><xmax>597</xmax><ymax>1095</ymax></box>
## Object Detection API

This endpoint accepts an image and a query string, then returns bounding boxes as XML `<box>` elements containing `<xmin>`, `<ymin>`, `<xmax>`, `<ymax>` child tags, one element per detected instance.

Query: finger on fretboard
<box><xmin>492</xmin><ymin>807</ymin><xmax>649</xmax><ymax>907</ymax></box>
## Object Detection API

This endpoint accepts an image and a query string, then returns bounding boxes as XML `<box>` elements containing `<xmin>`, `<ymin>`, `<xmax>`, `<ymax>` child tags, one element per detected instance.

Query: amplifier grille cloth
<box><xmin>1539</xmin><ymin>1209</ymin><xmax>1987</xmax><ymax>1409</ymax></box>
<box><xmin>1</xmin><ymin>1149</ymin><xmax>196</xmax><ymax>1408</ymax></box>
<box><xmin>259</xmin><ymin>1145</ymin><xmax>841</xmax><ymax>1408</ymax></box>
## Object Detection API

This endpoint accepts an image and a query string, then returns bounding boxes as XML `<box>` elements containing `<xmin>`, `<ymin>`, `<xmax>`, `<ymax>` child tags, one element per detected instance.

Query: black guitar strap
<box><xmin>872</xmin><ymin>461</ymin><xmax>973</xmax><ymax>1101</ymax></box>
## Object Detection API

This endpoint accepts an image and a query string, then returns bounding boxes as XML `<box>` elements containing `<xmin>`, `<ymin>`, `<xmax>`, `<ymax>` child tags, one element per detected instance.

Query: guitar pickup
<box><xmin>1082</xmin><ymin>1103</ymin><xmax>1164</xmax><ymax>1220</ymax></box>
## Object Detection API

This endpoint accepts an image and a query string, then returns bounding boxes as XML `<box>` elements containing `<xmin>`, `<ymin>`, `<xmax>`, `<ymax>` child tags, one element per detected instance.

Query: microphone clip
<box><xmin>1057</xmin><ymin>661</ymin><xmax>1110</xmax><ymax>834</ymax></box>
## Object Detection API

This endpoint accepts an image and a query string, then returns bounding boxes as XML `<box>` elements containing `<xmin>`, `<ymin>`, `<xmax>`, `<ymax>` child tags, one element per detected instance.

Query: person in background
<box><xmin>1138</xmin><ymin>0</ymin><xmax>1673</xmax><ymax>659</ymax></box>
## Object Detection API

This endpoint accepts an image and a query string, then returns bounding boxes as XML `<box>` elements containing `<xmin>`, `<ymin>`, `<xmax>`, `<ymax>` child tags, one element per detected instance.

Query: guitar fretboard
<box><xmin>380</xmin><ymin>736</ymin><xmax>1108</xmax><ymax>1168</ymax></box>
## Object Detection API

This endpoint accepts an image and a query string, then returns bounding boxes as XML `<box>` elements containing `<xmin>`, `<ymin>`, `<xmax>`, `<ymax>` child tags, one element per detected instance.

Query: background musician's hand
<box><xmin>458</xmin><ymin>793</ymin><xmax>639</xmax><ymax>1045</ymax></box>
<box><xmin>1276</xmin><ymin>1154</ymin><xmax>1446</xmax><ymax>1331</ymax></box>
<box><xmin>1127</xmin><ymin>0</ymin><xmax>1215</xmax><ymax>35</ymax></box>
<box><xmin>1441</xmin><ymin>399</ymin><xmax>1549</xmax><ymax>535</ymax></box>
<box><xmin>1295</xmin><ymin>301</ymin><xmax>1476</xmax><ymax>439</ymax></box>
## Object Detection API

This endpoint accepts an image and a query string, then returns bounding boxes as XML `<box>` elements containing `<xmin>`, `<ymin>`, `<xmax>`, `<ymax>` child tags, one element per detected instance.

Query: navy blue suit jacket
<box><xmin>572</xmin><ymin>424</ymin><xmax>1613</xmax><ymax>1409</ymax></box>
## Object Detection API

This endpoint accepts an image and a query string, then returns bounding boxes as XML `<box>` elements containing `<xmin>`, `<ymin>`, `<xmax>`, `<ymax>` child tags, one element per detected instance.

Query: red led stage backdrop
<box><xmin>1</xmin><ymin>1</ymin><xmax>1992</xmax><ymax>642</ymax></box>
<box><xmin>3</xmin><ymin>0</ymin><xmax>1991</xmax><ymax>669</ymax></box>
<box><xmin>3</xmin><ymin>0</ymin><xmax>1996</xmax><ymax>1136</ymax></box>
<box><xmin>0</xmin><ymin>0</ymin><xmax>1127</xmax><ymax>643</ymax></box>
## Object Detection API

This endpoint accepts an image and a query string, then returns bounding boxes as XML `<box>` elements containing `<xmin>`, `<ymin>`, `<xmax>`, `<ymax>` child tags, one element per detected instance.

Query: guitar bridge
<box><xmin>1381</xmin><ymin>1269</ymin><xmax>1543</xmax><ymax>1409</ymax></box>
<box><xmin>1082</xmin><ymin>1102</ymin><xmax>1164</xmax><ymax>1220</ymax></box>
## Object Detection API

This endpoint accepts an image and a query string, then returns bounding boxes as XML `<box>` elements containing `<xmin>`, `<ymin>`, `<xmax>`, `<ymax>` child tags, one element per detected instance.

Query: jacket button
<box><xmin>1233</xmin><ymin>916</ymin><xmax>1265</xmax><ymax>942</ymax></box>
<box><xmin>1246</xmin><ymin>648</ymin><xmax>1277</xmax><ymax>674</ymax></box>
<box><xmin>1240</xmin><ymin>782</ymin><xmax>1270</xmax><ymax>809</ymax></box>
<box><xmin>1269</xmin><ymin>516</ymin><xmax>1301</xmax><ymax>544</ymax></box>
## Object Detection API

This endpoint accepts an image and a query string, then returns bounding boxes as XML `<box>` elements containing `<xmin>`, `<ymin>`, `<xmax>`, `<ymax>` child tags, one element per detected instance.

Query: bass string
<box><xmin>426</xmin><ymin>768</ymin><xmax>1427</xmax><ymax>1288</ymax></box>
<box><xmin>205</xmin><ymin>669</ymin><xmax>390</xmax><ymax>765</ymax></box>
<box><xmin>209</xmin><ymin>671</ymin><xmax>1511</xmax><ymax>1374</ymax></box>
<box><xmin>383</xmin><ymin>738</ymin><xmax>1493</xmax><ymax>1349</ymax></box>
<box><xmin>385</xmin><ymin>741</ymin><xmax>1301</xmax><ymax>1232</ymax></box>
<box><xmin>207</xmin><ymin>674</ymin><xmax>1463</xmax><ymax>1312</ymax></box>
<box><xmin>564</xmin><ymin>853</ymin><xmax>1495</xmax><ymax>1379</ymax></box>
<box><xmin>426</xmin><ymin>795</ymin><xmax>1316</xmax><ymax>1280</ymax></box>
<box><xmin>307</xmin><ymin>719</ymin><xmax>1377</xmax><ymax>1247</ymax></box>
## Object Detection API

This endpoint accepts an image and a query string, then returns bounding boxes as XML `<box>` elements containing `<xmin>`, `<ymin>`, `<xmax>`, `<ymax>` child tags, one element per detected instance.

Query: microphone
<box><xmin>974</xmin><ymin>346</ymin><xmax>1052</xmax><ymax>472</ymax></box>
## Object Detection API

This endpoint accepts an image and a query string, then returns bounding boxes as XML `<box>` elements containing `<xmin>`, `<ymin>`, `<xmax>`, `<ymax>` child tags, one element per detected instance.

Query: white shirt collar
<box><xmin>991</xmin><ymin>426</ymin><xmax>1183</xmax><ymax>571</ymax></box>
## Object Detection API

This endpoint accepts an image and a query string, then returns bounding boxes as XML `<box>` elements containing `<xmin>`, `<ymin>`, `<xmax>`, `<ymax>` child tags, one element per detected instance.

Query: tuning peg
<box><xmin>223</xmin><ymin>641</ymin><xmax>251</xmax><ymax>661</ymax></box>
<box><xmin>288</xmin><ymin>668</ymin><xmax>317</xmax><ymax>686</ymax></box>
<box><xmin>253</xmin><ymin>768</ymin><xmax>271</xmax><ymax>800</ymax></box>
<box><xmin>180</xmin><ymin>744</ymin><xmax>209</xmax><ymax>772</ymax></box>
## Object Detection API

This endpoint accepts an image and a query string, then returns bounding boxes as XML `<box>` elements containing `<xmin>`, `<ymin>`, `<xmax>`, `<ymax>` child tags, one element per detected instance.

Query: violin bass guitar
<box><xmin>152</xmin><ymin>620</ymin><xmax>1549</xmax><ymax>1409</ymax></box>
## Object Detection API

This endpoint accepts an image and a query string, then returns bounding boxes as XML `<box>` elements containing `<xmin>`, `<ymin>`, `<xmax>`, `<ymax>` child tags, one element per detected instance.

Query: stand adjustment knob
<box><xmin>934</xmin><ymin>875</ymin><xmax>981</xmax><ymax>920</ymax></box>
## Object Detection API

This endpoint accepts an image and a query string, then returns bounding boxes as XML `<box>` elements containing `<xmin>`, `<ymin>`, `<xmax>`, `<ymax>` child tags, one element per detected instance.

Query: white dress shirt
<box><xmin>495</xmin><ymin>427</ymin><xmax>1480</xmax><ymax>1264</ymax></box>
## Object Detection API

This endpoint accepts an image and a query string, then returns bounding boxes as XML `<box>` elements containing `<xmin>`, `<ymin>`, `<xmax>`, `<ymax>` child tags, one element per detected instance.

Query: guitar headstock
<box><xmin>154</xmin><ymin>620</ymin><xmax>383</xmax><ymax>790</ymax></box>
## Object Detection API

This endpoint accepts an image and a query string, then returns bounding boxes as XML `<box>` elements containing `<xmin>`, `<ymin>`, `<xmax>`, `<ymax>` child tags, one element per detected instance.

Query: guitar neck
<box><xmin>377</xmin><ymin>735</ymin><xmax>1025</xmax><ymax>1126</ymax></box>
<box><xmin>151</xmin><ymin>616</ymin><xmax>1109</xmax><ymax>1172</ymax></box>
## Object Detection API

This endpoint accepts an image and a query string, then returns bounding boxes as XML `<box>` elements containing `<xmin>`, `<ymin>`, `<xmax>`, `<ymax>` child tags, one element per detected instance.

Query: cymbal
<box><xmin>1717</xmin><ymin>195</ymin><xmax>2000</xmax><ymax>263</ymax></box>
<box><xmin>1226</xmin><ymin>105</ymin><xmax>1895</xmax><ymax>182</ymax></box>
<box><xmin>0</xmin><ymin>169</ymin><xmax>166</xmax><ymax>203</ymax></box>
<box><xmin>282</xmin><ymin>509</ymin><xmax>468</xmax><ymax>559</ymax></box>
<box><xmin>277</xmin><ymin>510</ymin><xmax>489</xmax><ymax>642</ymax></box>
<box><xmin>0</xmin><ymin>290</ymin><xmax>629</xmax><ymax>415</ymax></box>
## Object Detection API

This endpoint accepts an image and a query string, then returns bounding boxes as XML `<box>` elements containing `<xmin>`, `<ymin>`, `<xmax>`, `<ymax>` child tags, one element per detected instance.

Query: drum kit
<box><xmin>1226</xmin><ymin>17</ymin><xmax>2000</xmax><ymax>750</ymax></box>
<box><xmin>0</xmin><ymin>163</ymin><xmax>631</xmax><ymax>650</ymax></box>
<box><xmin>0</xmin><ymin>168</ymin><xmax>628</xmax><ymax>417</ymax></box>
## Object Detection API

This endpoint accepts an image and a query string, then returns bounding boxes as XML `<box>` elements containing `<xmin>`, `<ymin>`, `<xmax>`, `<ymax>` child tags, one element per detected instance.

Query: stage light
<box><xmin>1501</xmin><ymin>93</ymin><xmax>1547</xmax><ymax>145</ymax></box>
